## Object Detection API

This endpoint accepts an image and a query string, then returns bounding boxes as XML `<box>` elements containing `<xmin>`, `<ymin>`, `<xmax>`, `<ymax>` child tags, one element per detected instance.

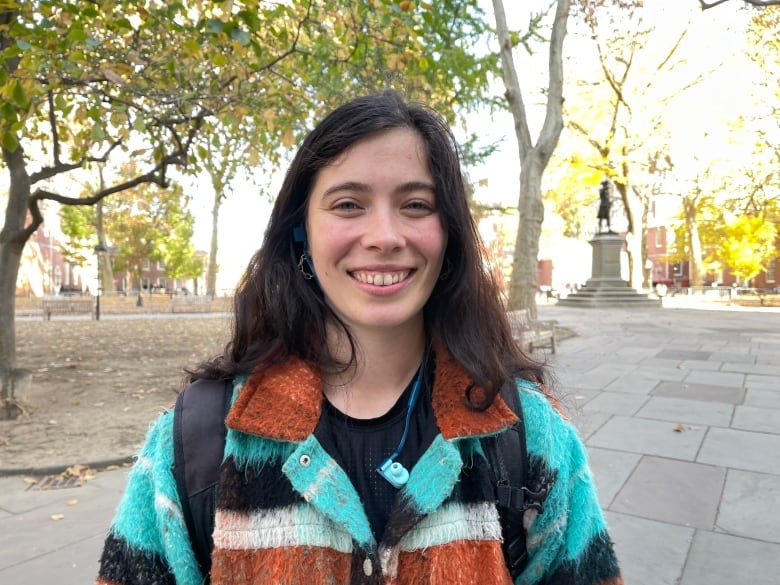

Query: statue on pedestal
<box><xmin>597</xmin><ymin>179</ymin><xmax>613</xmax><ymax>233</ymax></box>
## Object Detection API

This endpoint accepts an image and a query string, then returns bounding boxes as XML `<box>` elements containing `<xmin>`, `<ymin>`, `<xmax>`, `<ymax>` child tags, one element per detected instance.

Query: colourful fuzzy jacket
<box><xmin>97</xmin><ymin>350</ymin><xmax>623</xmax><ymax>585</ymax></box>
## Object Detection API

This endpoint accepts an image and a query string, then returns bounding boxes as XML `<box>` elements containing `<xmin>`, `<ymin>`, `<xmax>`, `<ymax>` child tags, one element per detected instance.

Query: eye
<box><xmin>403</xmin><ymin>199</ymin><xmax>436</xmax><ymax>215</ymax></box>
<box><xmin>331</xmin><ymin>200</ymin><xmax>362</xmax><ymax>212</ymax></box>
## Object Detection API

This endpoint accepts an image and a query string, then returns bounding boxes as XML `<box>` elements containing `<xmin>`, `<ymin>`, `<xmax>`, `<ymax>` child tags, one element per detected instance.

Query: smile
<box><xmin>352</xmin><ymin>270</ymin><xmax>411</xmax><ymax>286</ymax></box>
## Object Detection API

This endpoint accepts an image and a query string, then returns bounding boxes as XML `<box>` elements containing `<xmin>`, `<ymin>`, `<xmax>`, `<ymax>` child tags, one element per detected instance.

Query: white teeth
<box><xmin>354</xmin><ymin>271</ymin><xmax>409</xmax><ymax>286</ymax></box>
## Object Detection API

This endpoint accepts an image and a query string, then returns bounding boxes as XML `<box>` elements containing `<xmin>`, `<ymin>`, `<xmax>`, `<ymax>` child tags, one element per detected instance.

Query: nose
<box><xmin>361</xmin><ymin>206</ymin><xmax>404</xmax><ymax>251</ymax></box>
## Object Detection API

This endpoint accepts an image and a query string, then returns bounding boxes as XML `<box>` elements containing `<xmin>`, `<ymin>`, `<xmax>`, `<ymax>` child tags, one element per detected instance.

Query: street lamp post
<box><xmin>94</xmin><ymin>243</ymin><xmax>107</xmax><ymax>320</ymax></box>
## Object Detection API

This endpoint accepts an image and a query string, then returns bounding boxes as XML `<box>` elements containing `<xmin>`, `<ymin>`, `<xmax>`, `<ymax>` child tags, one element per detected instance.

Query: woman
<box><xmin>97</xmin><ymin>91</ymin><xmax>622</xmax><ymax>584</ymax></box>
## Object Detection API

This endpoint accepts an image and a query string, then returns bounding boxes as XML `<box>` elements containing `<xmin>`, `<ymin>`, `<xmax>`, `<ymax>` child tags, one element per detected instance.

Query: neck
<box><xmin>322</xmin><ymin>323</ymin><xmax>426</xmax><ymax>419</ymax></box>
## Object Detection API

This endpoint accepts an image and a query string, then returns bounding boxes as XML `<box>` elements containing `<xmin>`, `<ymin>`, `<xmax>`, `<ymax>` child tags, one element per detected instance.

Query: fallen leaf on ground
<box><xmin>67</xmin><ymin>499</ymin><xmax>78</xmax><ymax>506</ymax></box>
<box><xmin>673</xmin><ymin>424</ymin><xmax>685</xmax><ymax>433</ymax></box>
<box><xmin>51</xmin><ymin>514</ymin><xmax>65</xmax><ymax>521</ymax></box>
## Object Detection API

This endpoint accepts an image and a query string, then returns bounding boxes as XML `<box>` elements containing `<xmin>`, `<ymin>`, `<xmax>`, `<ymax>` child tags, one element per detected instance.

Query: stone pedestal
<box><xmin>557</xmin><ymin>233</ymin><xmax>660</xmax><ymax>307</ymax></box>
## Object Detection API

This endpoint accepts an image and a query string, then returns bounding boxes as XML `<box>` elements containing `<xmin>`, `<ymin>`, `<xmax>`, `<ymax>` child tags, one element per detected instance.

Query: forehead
<box><xmin>318</xmin><ymin>128</ymin><xmax>430</xmax><ymax>180</ymax></box>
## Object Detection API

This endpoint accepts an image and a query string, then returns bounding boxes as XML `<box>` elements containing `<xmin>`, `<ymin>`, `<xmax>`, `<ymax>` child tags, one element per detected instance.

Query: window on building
<box><xmin>141</xmin><ymin>258</ymin><xmax>151</xmax><ymax>271</ymax></box>
<box><xmin>672</xmin><ymin>262</ymin><xmax>683</xmax><ymax>276</ymax></box>
<box><xmin>654</xmin><ymin>228</ymin><xmax>663</xmax><ymax>248</ymax></box>
<box><xmin>157</xmin><ymin>260</ymin><xmax>166</xmax><ymax>270</ymax></box>
<box><xmin>767</xmin><ymin>258</ymin><xmax>776</xmax><ymax>284</ymax></box>
<box><xmin>141</xmin><ymin>278</ymin><xmax>150</xmax><ymax>291</ymax></box>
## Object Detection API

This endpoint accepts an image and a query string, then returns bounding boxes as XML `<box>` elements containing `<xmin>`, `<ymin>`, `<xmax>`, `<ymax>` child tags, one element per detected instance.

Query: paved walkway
<box><xmin>2</xmin><ymin>302</ymin><xmax>779</xmax><ymax>584</ymax></box>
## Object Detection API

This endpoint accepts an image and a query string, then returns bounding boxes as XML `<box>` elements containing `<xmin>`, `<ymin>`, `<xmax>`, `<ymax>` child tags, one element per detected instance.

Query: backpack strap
<box><xmin>483</xmin><ymin>380</ymin><xmax>542</xmax><ymax>581</ymax></box>
<box><xmin>173</xmin><ymin>378</ymin><xmax>232</xmax><ymax>581</ymax></box>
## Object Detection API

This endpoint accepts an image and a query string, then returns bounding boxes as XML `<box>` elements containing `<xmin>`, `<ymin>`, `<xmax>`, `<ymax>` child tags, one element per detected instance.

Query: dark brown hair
<box><xmin>191</xmin><ymin>90</ymin><xmax>545</xmax><ymax>407</ymax></box>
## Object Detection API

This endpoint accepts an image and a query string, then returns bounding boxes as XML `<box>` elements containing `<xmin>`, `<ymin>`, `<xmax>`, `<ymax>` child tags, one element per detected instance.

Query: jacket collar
<box><xmin>226</xmin><ymin>348</ymin><xmax>518</xmax><ymax>442</ymax></box>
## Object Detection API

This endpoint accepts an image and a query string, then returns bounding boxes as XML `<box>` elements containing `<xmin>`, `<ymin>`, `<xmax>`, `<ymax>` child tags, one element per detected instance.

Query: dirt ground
<box><xmin>0</xmin><ymin>315</ymin><xmax>232</xmax><ymax>473</ymax></box>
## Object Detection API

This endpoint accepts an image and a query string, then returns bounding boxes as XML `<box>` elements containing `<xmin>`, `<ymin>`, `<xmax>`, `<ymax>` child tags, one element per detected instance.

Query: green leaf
<box><xmin>206</xmin><ymin>19</ymin><xmax>224</xmax><ymax>34</ymax></box>
<box><xmin>16</xmin><ymin>39</ymin><xmax>32</xmax><ymax>50</ymax></box>
<box><xmin>230</xmin><ymin>28</ymin><xmax>250</xmax><ymax>46</ymax></box>
<box><xmin>68</xmin><ymin>24</ymin><xmax>88</xmax><ymax>43</ymax></box>
<box><xmin>11</xmin><ymin>82</ymin><xmax>29</xmax><ymax>109</ymax></box>
<box><xmin>1</xmin><ymin>131</ymin><xmax>19</xmax><ymax>152</ymax></box>
<box><xmin>91</xmin><ymin>124</ymin><xmax>106</xmax><ymax>142</ymax></box>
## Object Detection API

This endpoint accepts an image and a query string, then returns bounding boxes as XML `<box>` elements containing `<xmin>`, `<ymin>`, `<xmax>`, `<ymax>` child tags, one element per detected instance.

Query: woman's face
<box><xmin>305</xmin><ymin>128</ymin><xmax>447</xmax><ymax>337</ymax></box>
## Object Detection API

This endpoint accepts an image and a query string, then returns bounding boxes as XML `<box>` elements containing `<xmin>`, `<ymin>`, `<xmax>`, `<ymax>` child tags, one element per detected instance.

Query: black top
<box><xmin>315</xmin><ymin>358</ymin><xmax>437</xmax><ymax>541</ymax></box>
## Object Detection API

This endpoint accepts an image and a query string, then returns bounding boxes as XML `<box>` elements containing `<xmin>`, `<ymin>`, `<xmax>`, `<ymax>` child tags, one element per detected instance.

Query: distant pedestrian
<box><xmin>96</xmin><ymin>91</ymin><xmax>623</xmax><ymax>584</ymax></box>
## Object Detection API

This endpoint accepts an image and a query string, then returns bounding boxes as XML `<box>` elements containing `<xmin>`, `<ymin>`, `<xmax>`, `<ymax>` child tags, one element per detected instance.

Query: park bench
<box><xmin>170</xmin><ymin>296</ymin><xmax>211</xmax><ymax>313</ymax></box>
<box><xmin>42</xmin><ymin>298</ymin><xmax>95</xmax><ymax>321</ymax></box>
<box><xmin>507</xmin><ymin>308</ymin><xmax>558</xmax><ymax>354</ymax></box>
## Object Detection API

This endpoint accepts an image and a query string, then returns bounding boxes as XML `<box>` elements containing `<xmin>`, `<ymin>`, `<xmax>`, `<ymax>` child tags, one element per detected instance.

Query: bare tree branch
<box><xmin>700</xmin><ymin>0</ymin><xmax>780</xmax><ymax>8</ymax></box>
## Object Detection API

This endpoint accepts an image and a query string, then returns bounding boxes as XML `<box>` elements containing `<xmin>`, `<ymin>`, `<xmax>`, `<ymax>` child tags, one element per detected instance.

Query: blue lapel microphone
<box><xmin>376</xmin><ymin>348</ymin><xmax>429</xmax><ymax>489</ymax></box>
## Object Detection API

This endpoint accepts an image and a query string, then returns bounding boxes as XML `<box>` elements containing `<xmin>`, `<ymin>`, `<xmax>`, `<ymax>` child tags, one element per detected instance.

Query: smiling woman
<box><xmin>306</xmin><ymin>128</ymin><xmax>447</xmax><ymax>357</ymax></box>
<box><xmin>97</xmin><ymin>91</ymin><xmax>623</xmax><ymax>585</ymax></box>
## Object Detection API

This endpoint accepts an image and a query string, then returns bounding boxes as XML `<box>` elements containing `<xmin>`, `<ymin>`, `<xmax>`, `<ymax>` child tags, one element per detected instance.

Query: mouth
<box><xmin>351</xmin><ymin>270</ymin><xmax>411</xmax><ymax>286</ymax></box>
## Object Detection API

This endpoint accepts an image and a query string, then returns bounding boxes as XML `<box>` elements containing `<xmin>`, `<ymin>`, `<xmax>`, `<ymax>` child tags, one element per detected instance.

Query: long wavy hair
<box><xmin>192</xmin><ymin>90</ymin><xmax>545</xmax><ymax>408</ymax></box>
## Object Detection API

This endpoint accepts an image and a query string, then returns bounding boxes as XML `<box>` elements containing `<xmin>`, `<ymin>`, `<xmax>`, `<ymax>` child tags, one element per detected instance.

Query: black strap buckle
<box><xmin>496</xmin><ymin>483</ymin><xmax>550</xmax><ymax>514</ymax></box>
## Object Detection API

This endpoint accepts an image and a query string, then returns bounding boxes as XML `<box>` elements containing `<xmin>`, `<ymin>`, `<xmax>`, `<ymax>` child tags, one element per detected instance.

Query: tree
<box><xmin>718</xmin><ymin>215</ymin><xmax>778</xmax><ymax>283</ymax></box>
<box><xmin>60</xmin><ymin>174</ymin><xmax>203</xmax><ymax>296</ymax></box>
<box><xmin>1</xmin><ymin>0</ymin><xmax>496</xmax><ymax>418</ymax></box>
<box><xmin>563</xmin><ymin>0</ymin><xmax>705</xmax><ymax>290</ymax></box>
<box><xmin>700</xmin><ymin>1</ymin><xmax>780</xmax><ymax>9</ymax></box>
<box><xmin>491</xmin><ymin>0</ymin><xmax>570</xmax><ymax>318</ymax></box>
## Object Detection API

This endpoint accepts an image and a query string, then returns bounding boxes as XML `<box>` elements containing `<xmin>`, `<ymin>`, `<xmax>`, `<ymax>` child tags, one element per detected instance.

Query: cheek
<box><xmin>422</xmin><ymin>222</ymin><xmax>448</xmax><ymax>265</ymax></box>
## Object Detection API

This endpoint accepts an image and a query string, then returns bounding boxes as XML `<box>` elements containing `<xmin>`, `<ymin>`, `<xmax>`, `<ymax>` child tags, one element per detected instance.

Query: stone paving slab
<box><xmin>722</xmin><ymin>362</ymin><xmax>780</xmax><ymax>376</ymax></box>
<box><xmin>610</xmin><ymin>456</ymin><xmax>726</xmax><ymax>529</ymax></box>
<box><xmin>581</xmin><ymin>392</ymin><xmax>649</xmax><ymax>416</ymax></box>
<box><xmin>0</xmin><ymin>533</ymin><xmax>103</xmax><ymax>585</ymax></box>
<box><xmin>636</xmin><ymin>396</ymin><xmax>733</xmax><ymax>427</ymax></box>
<box><xmin>684</xmin><ymin>369</ymin><xmax>746</xmax><ymax>388</ymax></box>
<box><xmin>603</xmin><ymin>375</ymin><xmax>658</xmax><ymax>394</ymax></box>
<box><xmin>746</xmin><ymin>374</ymin><xmax>780</xmax><ymax>390</ymax></box>
<box><xmin>697</xmin><ymin>427</ymin><xmax>780</xmax><ymax>475</ymax></box>
<box><xmin>744</xmin><ymin>389</ymin><xmax>780</xmax><ymax>409</ymax></box>
<box><xmin>731</xmin><ymin>405</ymin><xmax>780</xmax><ymax>433</ymax></box>
<box><xmin>717</xmin><ymin>469</ymin><xmax>780</xmax><ymax>544</ymax></box>
<box><xmin>679</xmin><ymin>530</ymin><xmax>780</xmax><ymax>585</ymax></box>
<box><xmin>0</xmin><ymin>488</ymin><xmax>116</xmax><ymax>568</ymax></box>
<box><xmin>656</xmin><ymin>350</ymin><xmax>712</xmax><ymax>361</ymax></box>
<box><xmin>652</xmin><ymin>380</ymin><xmax>745</xmax><ymax>404</ymax></box>
<box><xmin>586</xmin><ymin>448</ymin><xmax>641</xmax><ymax>509</ymax></box>
<box><xmin>587</xmin><ymin>416</ymin><xmax>706</xmax><ymax>460</ymax></box>
<box><xmin>679</xmin><ymin>359</ymin><xmax>722</xmax><ymax>371</ymax></box>
<box><xmin>605</xmin><ymin>511</ymin><xmax>694</xmax><ymax>585</ymax></box>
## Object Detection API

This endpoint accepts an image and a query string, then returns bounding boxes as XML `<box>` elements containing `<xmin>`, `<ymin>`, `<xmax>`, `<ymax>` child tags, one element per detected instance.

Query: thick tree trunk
<box><xmin>0</xmin><ymin>144</ymin><xmax>30</xmax><ymax>419</ymax></box>
<box><xmin>508</xmin><ymin>161</ymin><xmax>545</xmax><ymax>318</ymax></box>
<box><xmin>685</xmin><ymin>199</ymin><xmax>705</xmax><ymax>287</ymax></box>
<box><xmin>616</xmin><ymin>182</ymin><xmax>645</xmax><ymax>289</ymax></box>
<box><xmin>493</xmin><ymin>0</ymin><xmax>569</xmax><ymax>320</ymax></box>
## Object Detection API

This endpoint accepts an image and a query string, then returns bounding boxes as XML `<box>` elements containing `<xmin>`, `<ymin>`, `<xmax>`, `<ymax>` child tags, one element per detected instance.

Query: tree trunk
<box><xmin>684</xmin><ymin>198</ymin><xmax>705</xmax><ymax>287</ymax></box>
<box><xmin>207</xmin><ymin>191</ymin><xmax>221</xmax><ymax>299</ymax></box>
<box><xmin>493</xmin><ymin>0</ymin><xmax>570</xmax><ymax>320</ymax></box>
<box><xmin>508</xmin><ymin>160</ymin><xmax>545</xmax><ymax>318</ymax></box>
<box><xmin>0</xmin><ymin>144</ymin><xmax>30</xmax><ymax>419</ymax></box>
<box><xmin>616</xmin><ymin>182</ymin><xmax>645</xmax><ymax>289</ymax></box>
<box><xmin>95</xmin><ymin>200</ymin><xmax>115</xmax><ymax>293</ymax></box>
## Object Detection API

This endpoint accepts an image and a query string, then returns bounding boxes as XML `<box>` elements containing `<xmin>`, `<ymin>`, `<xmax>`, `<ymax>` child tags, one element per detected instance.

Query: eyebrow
<box><xmin>320</xmin><ymin>180</ymin><xmax>436</xmax><ymax>198</ymax></box>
